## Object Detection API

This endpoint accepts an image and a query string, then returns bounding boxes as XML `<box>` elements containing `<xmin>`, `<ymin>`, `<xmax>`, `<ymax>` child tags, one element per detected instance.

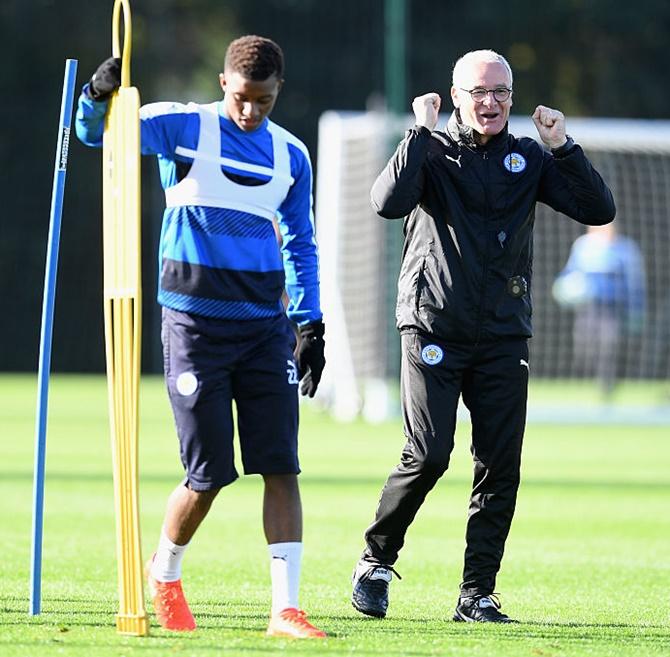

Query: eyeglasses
<box><xmin>460</xmin><ymin>87</ymin><xmax>512</xmax><ymax>103</ymax></box>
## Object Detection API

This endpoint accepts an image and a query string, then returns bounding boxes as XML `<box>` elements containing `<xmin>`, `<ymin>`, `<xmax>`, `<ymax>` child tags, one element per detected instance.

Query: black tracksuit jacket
<box><xmin>371</xmin><ymin>112</ymin><xmax>616</xmax><ymax>344</ymax></box>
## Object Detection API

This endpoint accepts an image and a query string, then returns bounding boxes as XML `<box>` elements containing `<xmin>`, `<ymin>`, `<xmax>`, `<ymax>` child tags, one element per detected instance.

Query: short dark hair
<box><xmin>224</xmin><ymin>35</ymin><xmax>284</xmax><ymax>80</ymax></box>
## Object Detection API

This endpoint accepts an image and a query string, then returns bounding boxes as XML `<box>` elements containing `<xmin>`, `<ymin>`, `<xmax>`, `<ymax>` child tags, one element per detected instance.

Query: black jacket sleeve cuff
<box><xmin>412</xmin><ymin>125</ymin><xmax>432</xmax><ymax>136</ymax></box>
<box><xmin>551</xmin><ymin>135</ymin><xmax>576</xmax><ymax>158</ymax></box>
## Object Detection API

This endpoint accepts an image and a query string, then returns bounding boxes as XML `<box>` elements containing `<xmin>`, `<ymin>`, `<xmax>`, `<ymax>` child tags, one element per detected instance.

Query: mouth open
<box><xmin>480</xmin><ymin>111</ymin><xmax>500</xmax><ymax>121</ymax></box>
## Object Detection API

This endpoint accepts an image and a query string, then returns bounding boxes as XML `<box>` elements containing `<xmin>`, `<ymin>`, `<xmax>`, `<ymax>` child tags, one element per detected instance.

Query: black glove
<box><xmin>295</xmin><ymin>320</ymin><xmax>325</xmax><ymax>398</ymax></box>
<box><xmin>88</xmin><ymin>57</ymin><xmax>121</xmax><ymax>101</ymax></box>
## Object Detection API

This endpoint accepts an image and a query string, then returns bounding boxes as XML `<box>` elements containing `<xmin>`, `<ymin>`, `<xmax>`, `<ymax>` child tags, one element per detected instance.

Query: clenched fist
<box><xmin>412</xmin><ymin>93</ymin><xmax>441</xmax><ymax>131</ymax></box>
<box><xmin>532</xmin><ymin>105</ymin><xmax>567</xmax><ymax>150</ymax></box>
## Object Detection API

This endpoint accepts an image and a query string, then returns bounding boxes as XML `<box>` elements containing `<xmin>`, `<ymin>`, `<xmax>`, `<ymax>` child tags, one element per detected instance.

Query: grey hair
<box><xmin>452</xmin><ymin>50</ymin><xmax>513</xmax><ymax>88</ymax></box>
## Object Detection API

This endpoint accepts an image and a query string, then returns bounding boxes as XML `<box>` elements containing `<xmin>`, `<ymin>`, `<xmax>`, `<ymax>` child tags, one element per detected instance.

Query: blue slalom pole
<box><xmin>30</xmin><ymin>58</ymin><xmax>78</xmax><ymax>616</ymax></box>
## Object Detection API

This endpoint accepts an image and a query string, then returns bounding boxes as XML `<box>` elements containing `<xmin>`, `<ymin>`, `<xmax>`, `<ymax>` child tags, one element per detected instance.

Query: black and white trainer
<box><xmin>453</xmin><ymin>593</ymin><xmax>516</xmax><ymax>623</ymax></box>
<box><xmin>351</xmin><ymin>559</ymin><xmax>401</xmax><ymax>618</ymax></box>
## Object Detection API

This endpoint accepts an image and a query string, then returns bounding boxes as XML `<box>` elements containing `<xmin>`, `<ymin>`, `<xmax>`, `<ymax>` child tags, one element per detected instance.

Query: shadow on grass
<box><xmin>317</xmin><ymin>613</ymin><xmax>670</xmax><ymax>637</ymax></box>
<box><xmin>4</xmin><ymin>595</ymin><xmax>668</xmax><ymax>650</ymax></box>
<box><xmin>5</xmin><ymin>469</ymin><xmax>670</xmax><ymax>492</ymax></box>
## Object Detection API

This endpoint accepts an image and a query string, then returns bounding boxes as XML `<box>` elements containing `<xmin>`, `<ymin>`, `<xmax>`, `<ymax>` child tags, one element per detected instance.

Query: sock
<box><xmin>268</xmin><ymin>542</ymin><xmax>303</xmax><ymax>615</ymax></box>
<box><xmin>150</xmin><ymin>527</ymin><xmax>189</xmax><ymax>582</ymax></box>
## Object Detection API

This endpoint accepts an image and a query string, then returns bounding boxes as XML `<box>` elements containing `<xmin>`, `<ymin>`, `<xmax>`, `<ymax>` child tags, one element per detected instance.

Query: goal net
<box><xmin>315</xmin><ymin>111</ymin><xmax>670</xmax><ymax>422</ymax></box>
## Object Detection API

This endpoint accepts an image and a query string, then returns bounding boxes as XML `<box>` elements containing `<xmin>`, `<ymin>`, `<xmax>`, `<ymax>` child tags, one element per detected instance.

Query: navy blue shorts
<box><xmin>161</xmin><ymin>307</ymin><xmax>300</xmax><ymax>490</ymax></box>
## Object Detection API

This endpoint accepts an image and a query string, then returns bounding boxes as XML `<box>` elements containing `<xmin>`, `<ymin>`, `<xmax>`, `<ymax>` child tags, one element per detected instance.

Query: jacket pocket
<box><xmin>494</xmin><ymin>287</ymin><xmax>532</xmax><ymax>322</ymax></box>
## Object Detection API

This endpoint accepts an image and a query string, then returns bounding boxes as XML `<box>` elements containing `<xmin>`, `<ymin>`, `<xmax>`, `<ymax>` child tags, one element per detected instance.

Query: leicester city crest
<box><xmin>421</xmin><ymin>344</ymin><xmax>443</xmax><ymax>365</ymax></box>
<box><xmin>504</xmin><ymin>152</ymin><xmax>526</xmax><ymax>173</ymax></box>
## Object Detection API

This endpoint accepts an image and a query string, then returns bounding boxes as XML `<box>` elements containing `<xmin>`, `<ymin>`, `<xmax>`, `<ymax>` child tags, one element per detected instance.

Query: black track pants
<box><xmin>363</xmin><ymin>332</ymin><xmax>529</xmax><ymax>597</ymax></box>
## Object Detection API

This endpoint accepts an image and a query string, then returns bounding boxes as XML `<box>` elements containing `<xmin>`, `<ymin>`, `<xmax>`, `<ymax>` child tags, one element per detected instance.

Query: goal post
<box><xmin>315</xmin><ymin>111</ymin><xmax>407</xmax><ymax>421</ymax></box>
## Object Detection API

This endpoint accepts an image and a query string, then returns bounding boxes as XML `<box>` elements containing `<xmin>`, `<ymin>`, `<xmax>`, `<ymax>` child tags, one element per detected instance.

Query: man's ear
<box><xmin>219</xmin><ymin>72</ymin><xmax>226</xmax><ymax>93</ymax></box>
<box><xmin>450</xmin><ymin>86</ymin><xmax>459</xmax><ymax>108</ymax></box>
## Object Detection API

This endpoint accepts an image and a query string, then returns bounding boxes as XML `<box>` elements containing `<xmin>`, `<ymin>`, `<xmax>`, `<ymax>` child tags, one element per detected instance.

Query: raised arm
<box><xmin>75</xmin><ymin>57</ymin><xmax>187</xmax><ymax>159</ymax></box>
<box><xmin>74</xmin><ymin>58</ymin><xmax>121</xmax><ymax>146</ymax></box>
<box><xmin>534</xmin><ymin>105</ymin><xmax>616</xmax><ymax>224</ymax></box>
<box><xmin>370</xmin><ymin>92</ymin><xmax>441</xmax><ymax>219</ymax></box>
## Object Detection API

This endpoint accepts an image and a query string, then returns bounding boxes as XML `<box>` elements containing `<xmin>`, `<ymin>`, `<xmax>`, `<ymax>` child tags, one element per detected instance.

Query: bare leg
<box><xmin>263</xmin><ymin>475</ymin><xmax>326</xmax><ymax>638</ymax></box>
<box><xmin>163</xmin><ymin>483</ymin><xmax>221</xmax><ymax>545</ymax></box>
<box><xmin>262</xmin><ymin>474</ymin><xmax>302</xmax><ymax>543</ymax></box>
<box><xmin>148</xmin><ymin>483</ymin><xmax>215</xmax><ymax>631</ymax></box>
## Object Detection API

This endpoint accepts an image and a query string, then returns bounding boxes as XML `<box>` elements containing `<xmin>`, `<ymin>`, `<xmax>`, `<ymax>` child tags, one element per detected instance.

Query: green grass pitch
<box><xmin>1</xmin><ymin>373</ymin><xmax>669</xmax><ymax>656</ymax></box>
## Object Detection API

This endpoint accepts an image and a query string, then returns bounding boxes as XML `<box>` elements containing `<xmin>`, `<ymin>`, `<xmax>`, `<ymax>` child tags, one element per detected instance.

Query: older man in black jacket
<box><xmin>351</xmin><ymin>49</ymin><xmax>615</xmax><ymax>623</ymax></box>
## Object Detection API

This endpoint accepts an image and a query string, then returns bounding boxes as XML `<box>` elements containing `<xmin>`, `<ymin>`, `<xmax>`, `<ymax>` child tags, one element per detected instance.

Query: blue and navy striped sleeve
<box><xmin>74</xmin><ymin>84</ymin><xmax>107</xmax><ymax>147</ymax></box>
<box><xmin>276</xmin><ymin>141</ymin><xmax>322</xmax><ymax>325</ymax></box>
<box><xmin>75</xmin><ymin>86</ymin><xmax>190</xmax><ymax>158</ymax></box>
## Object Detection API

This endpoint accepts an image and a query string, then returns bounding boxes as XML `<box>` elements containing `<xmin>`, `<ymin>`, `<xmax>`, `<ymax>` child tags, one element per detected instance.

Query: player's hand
<box><xmin>532</xmin><ymin>105</ymin><xmax>567</xmax><ymax>150</ymax></box>
<box><xmin>295</xmin><ymin>320</ymin><xmax>325</xmax><ymax>398</ymax></box>
<box><xmin>88</xmin><ymin>57</ymin><xmax>121</xmax><ymax>101</ymax></box>
<box><xmin>412</xmin><ymin>93</ymin><xmax>441</xmax><ymax>131</ymax></box>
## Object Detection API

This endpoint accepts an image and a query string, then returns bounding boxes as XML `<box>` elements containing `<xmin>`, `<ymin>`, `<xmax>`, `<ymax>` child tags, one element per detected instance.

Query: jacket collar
<box><xmin>446</xmin><ymin>110</ymin><xmax>508</xmax><ymax>151</ymax></box>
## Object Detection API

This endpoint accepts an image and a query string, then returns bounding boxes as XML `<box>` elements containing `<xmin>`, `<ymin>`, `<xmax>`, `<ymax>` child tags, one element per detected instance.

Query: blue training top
<box><xmin>75</xmin><ymin>86</ymin><xmax>321</xmax><ymax>325</ymax></box>
<box><xmin>556</xmin><ymin>232</ymin><xmax>645</xmax><ymax>320</ymax></box>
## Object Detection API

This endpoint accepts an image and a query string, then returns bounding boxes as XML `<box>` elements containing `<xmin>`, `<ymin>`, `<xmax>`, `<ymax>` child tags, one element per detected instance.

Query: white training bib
<box><xmin>164</xmin><ymin>103</ymin><xmax>293</xmax><ymax>220</ymax></box>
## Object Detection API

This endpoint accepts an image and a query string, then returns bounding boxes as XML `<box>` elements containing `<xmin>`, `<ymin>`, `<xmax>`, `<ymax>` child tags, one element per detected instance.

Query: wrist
<box><xmin>299</xmin><ymin>319</ymin><xmax>324</xmax><ymax>338</ymax></box>
<box><xmin>415</xmin><ymin>121</ymin><xmax>436</xmax><ymax>132</ymax></box>
<box><xmin>84</xmin><ymin>82</ymin><xmax>104</xmax><ymax>102</ymax></box>
<box><xmin>413</xmin><ymin>125</ymin><xmax>432</xmax><ymax>137</ymax></box>
<box><xmin>550</xmin><ymin>135</ymin><xmax>575</xmax><ymax>156</ymax></box>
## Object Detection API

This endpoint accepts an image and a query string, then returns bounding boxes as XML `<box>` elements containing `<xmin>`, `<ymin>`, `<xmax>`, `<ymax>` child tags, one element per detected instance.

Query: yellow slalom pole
<box><xmin>102</xmin><ymin>0</ymin><xmax>148</xmax><ymax>636</ymax></box>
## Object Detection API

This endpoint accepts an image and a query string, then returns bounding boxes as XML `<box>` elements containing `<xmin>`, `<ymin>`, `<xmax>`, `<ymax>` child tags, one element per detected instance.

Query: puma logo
<box><xmin>286</xmin><ymin>360</ymin><xmax>299</xmax><ymax>385</ymax></box>
<box><xmin>444</xmin><ymin>153</ymin><xmax>462</xmax><ymax>167</ymax></box>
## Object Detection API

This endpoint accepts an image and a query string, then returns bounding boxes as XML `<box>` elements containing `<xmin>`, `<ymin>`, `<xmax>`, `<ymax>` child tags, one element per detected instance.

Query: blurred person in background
<box><xmin>75</xmin><ymin>35</ymin><xmax>326</xmax><ymax>639</ymax></box>
<box><xmin>552</xmin><ymin>222</ymin><xmax>645</xmax><ymax>397</ymax></box>
<box><xmin>350</xmin><ymin>49</ymin><xmax>615</xmax><ymax>623</ymax></box>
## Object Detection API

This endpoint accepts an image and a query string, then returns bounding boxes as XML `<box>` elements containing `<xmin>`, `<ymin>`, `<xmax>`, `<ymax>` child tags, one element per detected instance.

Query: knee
<box><xmin>400</xmin><ymin>433</ymin><xmax>451</xmax><ymax>477</ymax></box>
<box><xmin>473</xmin><ymin>458</ymin><xmax>521</xmax><ymax>492</ymax></box>
<box><xmin>420</xmin><ymin>450</ymin><xmax>451</xmax><ymax>477</ymax></box>
<box><xmin>186</xmin><ymin>484</ymin><xmax>221</xmax><ymax>509</ymax></box>
<box><xmin>262</xmin><ymin>473</ymin><xmax>299</xmax><ymax>494</ymax></box>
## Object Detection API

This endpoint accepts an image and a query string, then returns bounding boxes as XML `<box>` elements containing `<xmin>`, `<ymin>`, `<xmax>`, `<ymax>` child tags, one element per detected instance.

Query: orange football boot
<box><xmin>266</xmin><ymin>607</ymin><xmax>326</xmax><ymax>639</ymax></box>
<box><xmin>145</xmin><ymin>556</ymin><xmax>196</xmax><ymax>631</ymax></box>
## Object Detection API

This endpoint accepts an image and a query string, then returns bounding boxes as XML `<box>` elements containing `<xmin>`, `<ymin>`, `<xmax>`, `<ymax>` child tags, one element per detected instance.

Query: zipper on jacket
<box><xmin>474</xmin><ymin>149</ymin><xmax>490</xmax><ymax>345</ymax></box>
